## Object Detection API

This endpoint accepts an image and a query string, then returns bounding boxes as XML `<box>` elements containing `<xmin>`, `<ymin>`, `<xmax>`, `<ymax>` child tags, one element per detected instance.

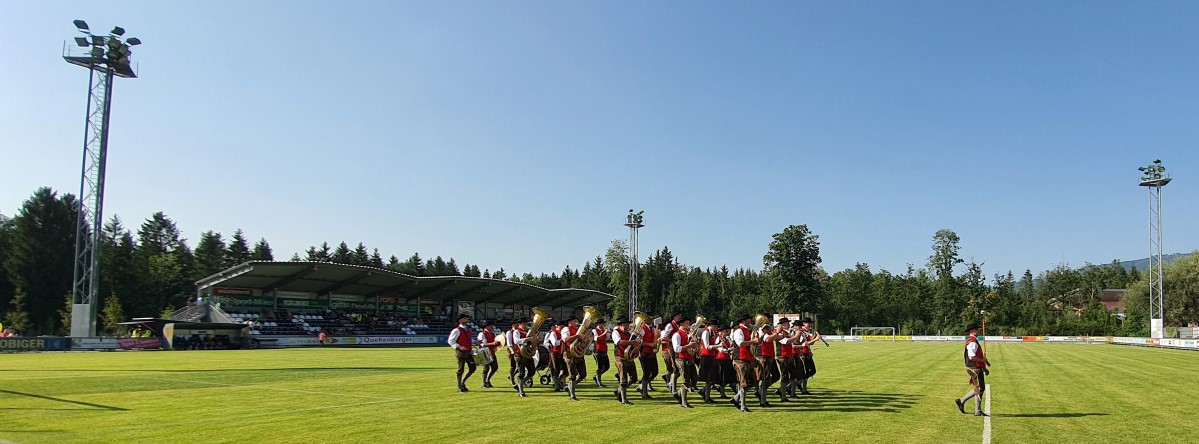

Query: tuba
<box><xmin>567</xmin><ymin>306</ymin><xmax>601</xmax><ymax>358</ymax></box>
<box><xmin>749</xmin><ymin>313</ymin><xmax>770</xmax><ymax>357</ymax></box>
<box><xmin>694</xmin><ymin>314</ymin><xmax>707</xmax><ymax>332</ymax></box>
<box><xmin>520</xmin><ymin>307</ymin><xmax>552</xmax><ymax>359</ymax></box>
<box><xmin>624</xmin><ymin>311</ymin><xmax>652</xmax><ymax>360</ymax></box>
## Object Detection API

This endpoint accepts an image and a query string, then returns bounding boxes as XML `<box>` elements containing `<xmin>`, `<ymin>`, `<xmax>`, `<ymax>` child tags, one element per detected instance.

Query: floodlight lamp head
<box><xmin>126</xmin><ymin>37</ymin><xmax>141</xmax><ymax>46</ymax></box>
<box><xmin>90</xmin><ymin>35</ymin><xmax>105</xmax><ymax>46</ymax></box>
<box><xmin>90</xmin><ymin>47</ymin><xmax>104</xmax><ymax>57</ymax></box>
<box><xmin>74</xmin><ymin>37</ymin><xmax>90</xmax><ymax>47</ymax></box>
<box><xmin>73</xmin><ymin>20</ymin><xmax>89</xmax><ymax>32</ymax></box>
<box><xmin>110</xmin><ymin>26</ymin><xmax>125</xmax><ymax>36</ymax></box>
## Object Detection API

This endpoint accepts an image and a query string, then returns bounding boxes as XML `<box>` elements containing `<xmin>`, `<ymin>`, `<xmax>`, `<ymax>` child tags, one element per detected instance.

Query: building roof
<box><xmin>195</xmin><ymin>261</ymin><xmax>614</xmax><ymax>308</ymax></box>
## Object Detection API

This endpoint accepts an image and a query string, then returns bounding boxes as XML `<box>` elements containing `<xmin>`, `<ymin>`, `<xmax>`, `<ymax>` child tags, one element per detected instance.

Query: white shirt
<box><xmin>446</xmin><ymin>324</ymin><xmax>470</xmax><ymax>350</ymax></box>
<box><xmin>612</xmin><ymin>329</ymin><xmax>628</xmax><ymax>346</ymax></box>
<box><xmin>477</xmin><ymin>330</ymin><xmax>493</xmax><ymax>346</ymax></box>
<box><xmin>660</xmin><ymin>321</ymin><xmax>676</xmax><ymax>340</ymax></box>
<box><xmin>702</xmin><ymin>329</ymin><xmax>719</xmax><ymax>351</ymax></box>
<box><xmin>510</xmin><ymin>329</ymin><xmax>527</xmax><ymax>347</ymax></box>
<box><xmin>592</xmin><ymin>327</ymin><xmax>606</xmax><ymax>342</ymax></box>
<box><xmin>671</xmin><ymin>330</ymin><xmax>689</xmax><ymax>353</ymax></box>
<box><xmin>966</xmin><ymin>338</ymin><xmax>980</xmax><ymax>359</ymax></box>
<box><xmin>732</xmin><ymin>325</ymin><xmax>752</xmax><ymax>347</ymax></box>
<box><xmin>545</xmin><ymin>329</ymin><xmax>561</xmax><ymax>347</ymax></box>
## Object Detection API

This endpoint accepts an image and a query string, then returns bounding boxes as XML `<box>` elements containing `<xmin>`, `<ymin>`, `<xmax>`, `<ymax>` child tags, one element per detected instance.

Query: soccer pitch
<box><xmin>1</xmin><ymin>343</ymin><xmax>1194</xmax><ymax>444</ymax></box>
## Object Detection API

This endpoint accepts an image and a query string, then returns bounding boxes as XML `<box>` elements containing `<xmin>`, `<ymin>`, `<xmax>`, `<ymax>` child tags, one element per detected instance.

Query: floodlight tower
<box><xmin>1137</xmin><ymin>160</ymin><xmax>1171</xmax><ymax>339</ymax></box>
<box><xmin>63</xmin><ymin>20</ymin><xmax>141</xmax><ymax>337</ymax></box>
<box><xmin>624</xmin><ymin>210</ymin><xmax>645</xmax><ymax>319</ymax></box>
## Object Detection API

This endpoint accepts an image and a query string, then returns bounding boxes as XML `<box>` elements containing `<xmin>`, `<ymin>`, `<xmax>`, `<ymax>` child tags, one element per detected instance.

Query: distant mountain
<box><xmin>1116</xmin><ymin>252</ymin><xmax>1194</xmax><ymax>272</ymax></box>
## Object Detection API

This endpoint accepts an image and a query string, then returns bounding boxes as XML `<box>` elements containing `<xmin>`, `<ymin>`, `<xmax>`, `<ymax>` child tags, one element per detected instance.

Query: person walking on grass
<box><xmin>956</xmin><ymin>322</ymin><xmax>991</xmax><ymax>417</ymax></box>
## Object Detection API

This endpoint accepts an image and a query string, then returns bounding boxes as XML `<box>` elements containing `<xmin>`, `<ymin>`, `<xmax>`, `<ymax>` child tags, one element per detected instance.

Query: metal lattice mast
<box><xmin>63</xmin><ymin>20</ymin><xmax>141</xmax><ymax>337</ymax></box>
<box><xmin>625</xmin><ymin>210</ymin><xmax>644</xmax><ymax>319</ymax></box>
<box><xmin>1138</xmin><ymin>160</ymin><xmax>1171</xmax><ymax>339</ymax></box>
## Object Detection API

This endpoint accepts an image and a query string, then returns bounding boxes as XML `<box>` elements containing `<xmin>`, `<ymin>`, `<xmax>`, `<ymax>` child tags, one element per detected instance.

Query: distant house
<box><xmin>1097</xmin><ymin>289</ymin><xmax>1127</xmax><ymax>314</ymax></box>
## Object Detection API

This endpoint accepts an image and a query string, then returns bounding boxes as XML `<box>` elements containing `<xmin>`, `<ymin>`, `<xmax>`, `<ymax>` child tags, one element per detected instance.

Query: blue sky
<box><xmin>2</xmin><ymin>2</ymin><xmax>1196</xmax><ymax>280</ymax></box>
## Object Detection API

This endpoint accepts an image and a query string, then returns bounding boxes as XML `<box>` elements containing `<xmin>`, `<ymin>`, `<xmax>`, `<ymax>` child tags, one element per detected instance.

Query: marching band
<box><xmin>449</xmin><ymin>308</ymin><xmax>826</xmax><ymax>412</ymax></box>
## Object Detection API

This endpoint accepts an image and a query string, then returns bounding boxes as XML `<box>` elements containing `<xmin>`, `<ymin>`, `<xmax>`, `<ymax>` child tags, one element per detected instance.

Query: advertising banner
<box><xmin>859</xmin><ymin>335</ymin><xmax>912</xmax><ymax>341</ymax></box>
<box><xmin>213</xmin><ymin>288</ymin><xmax>254</xmax><ymax>296</ymax></box>
<box><xmin>0</xmin><ymin>337</ymin><xmax>71</xmax><ymax>351</ymax></box>
<box><xmin>71</xmin><ymin>338</ymin><xmax>119</xmax><ymax>350</ymax></box>
<box><xmin>330</xmin><ymin>301</ymin><xmax>377</xmax><ymax>311</ymax></box>
<box><xmin>116</xmin><ymin>337</ymin><xmax>165</xmax><ymax>350</ymax></box>
<box><xmin>210</xmin><ymin>295</ymin><xmax>275</xmax><ymax>308</ymax></box>
<box><xmin>357</xmin><ymin>336</ymin><xmax>441</xmax><ymax>345</ymax></box>
<box><xmin>277</xmin><ymin>297</ymin><xmax>328</xmax><ymax>310</ymax></box>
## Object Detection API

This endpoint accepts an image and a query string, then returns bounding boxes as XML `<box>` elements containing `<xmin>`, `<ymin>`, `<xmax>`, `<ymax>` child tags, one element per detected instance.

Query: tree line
<box><xmin>2</xmin><ymin>187</ymin><xmax>1196</xmax><ymax>336</ymax></box>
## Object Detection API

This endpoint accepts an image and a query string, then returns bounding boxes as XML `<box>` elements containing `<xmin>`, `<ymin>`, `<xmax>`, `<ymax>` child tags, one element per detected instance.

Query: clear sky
<box><xmin>2</xmin><ymin>1</ymin><xmax>1196</xmax><ymax>281</ymax></box>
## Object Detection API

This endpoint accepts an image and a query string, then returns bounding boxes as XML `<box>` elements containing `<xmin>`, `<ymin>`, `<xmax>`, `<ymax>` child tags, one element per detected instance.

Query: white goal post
<box><xmin>850</xmin><ymin>326</ymin><xmax>897</xmax><ymax>341</ymax></box>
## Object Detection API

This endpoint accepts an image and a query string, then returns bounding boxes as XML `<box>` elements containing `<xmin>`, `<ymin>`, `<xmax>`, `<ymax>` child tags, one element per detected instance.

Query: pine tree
<box><xmin>226</xmin><ymin>229</ymin><xmax>252</xmax><ymax>266</ymax></box>
<box><xmin>251</xmin><ymin>238</ymin><xmax>274</xmax><ymax>261</ymax></box>
<box><xmin>332</xmin><ymin>242</ymin><xmax>352</xmax><ymax>264</ymax></box>
<box><xmin>351</xmin><ymin>242</ymin><xmax>370</xmax><ymax>266</ymax></box>
<box><xmin>194</xmin><ymin>231</ymin><xmax>227</xmax><ymax>278</ymax></box>
<box><xmin>3</xmin><ymin>188</ymin><xmax>78</xmax><ymax>334</ymax></box>
<box><xmin>3</xmin><ymin>287</ymin><xmax>32</xmax><ymax>332</ymax></box>
<box><xmin>369</xmin><ymin>249</ymin><xmax>385</xmax><ymax>268</ymax></box>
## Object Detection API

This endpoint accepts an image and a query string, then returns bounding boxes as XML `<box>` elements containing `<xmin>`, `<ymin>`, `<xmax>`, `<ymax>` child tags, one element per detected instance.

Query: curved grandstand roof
<box><xmin>195</xmin><ymin>261</ymin><xmax>614</xmax><ymax>308</ymax></box>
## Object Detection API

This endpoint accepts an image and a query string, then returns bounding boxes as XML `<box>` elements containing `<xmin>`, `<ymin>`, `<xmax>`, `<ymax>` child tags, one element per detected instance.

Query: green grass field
<box><xmin>1</xmin><ymin>342</ymin><xmax>1195</xmax><ymax>443</ymax></box>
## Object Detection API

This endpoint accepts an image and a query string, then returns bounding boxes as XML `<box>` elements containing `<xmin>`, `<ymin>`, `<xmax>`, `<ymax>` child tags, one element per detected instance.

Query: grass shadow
<box><xmin>0</xmin><ymin>390</ymin><xmax>128</xmax><ymax>411</ymax></box>
<box><xmin>996</xmin><ymin>412</ymin><xmax>1110</xmax><ymax>418</ymax></box>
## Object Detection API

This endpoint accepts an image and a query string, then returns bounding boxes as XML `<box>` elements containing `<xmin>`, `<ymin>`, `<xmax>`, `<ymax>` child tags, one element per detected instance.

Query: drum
<box><xmin>473</xmin><ymin>347</ymin><xmax>494</xmax><ymax>366</ymax></box>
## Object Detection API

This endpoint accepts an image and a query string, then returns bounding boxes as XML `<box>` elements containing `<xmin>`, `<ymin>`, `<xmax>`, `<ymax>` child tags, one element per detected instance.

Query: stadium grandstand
<box><xmin>193</xmin><ymin>261</ymin><xmax>614</xmax><ymax>343</ymax></box>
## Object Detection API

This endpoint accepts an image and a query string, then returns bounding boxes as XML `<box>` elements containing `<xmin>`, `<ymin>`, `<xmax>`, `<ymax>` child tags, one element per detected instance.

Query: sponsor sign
<box><xmin>277</xmin><ymin>297</ymin><xmax>329</xmax><ymax>310</ymax></box>
<box><xmin>860</xmin><ymin>335</ymin><xmax>912</xmax><ymax>341</ymax></box>
<box><xmin>1</xmin><ymin>337</ymin><xmax>71</xmax><ymax>351</ymax></box>
<box><xmin>210</xmin><ymin>295</ymin><xmax>275</xmax><ymax>308</ymax></box>
<box><xmin>330</xmin><ymin>301</ymin><xmax>377</xmax><ymax>311</ymax></box>
<box><xmin>912</xmin><ymin>336</ymin><xmax>966</xmax><ymax>342</ymax></box>
<box><xmin>213</xmin><ymin>287</ymin><xmax>254</xmax><ymax>296</ymax></box>
<box><xmin>71</xmin><ymin>338</ymin><xmax>119</xmax><ymax>350</ymax></box>
<box><xmin>116</xmin><ymin>337</ymin><xmax>165</xmax><ymax>350</ymax></box>
<box><xmin>357</xmin><ymin>336</ymin><xmax>440</xmax><ymax>345</ymax></box>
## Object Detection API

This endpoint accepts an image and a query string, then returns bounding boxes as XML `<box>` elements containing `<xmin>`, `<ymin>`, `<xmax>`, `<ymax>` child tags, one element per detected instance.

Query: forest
<box><xmin>2</xmin><ymin>187</ymin><xmax>1196</xmax><ymax>336</ymax></box>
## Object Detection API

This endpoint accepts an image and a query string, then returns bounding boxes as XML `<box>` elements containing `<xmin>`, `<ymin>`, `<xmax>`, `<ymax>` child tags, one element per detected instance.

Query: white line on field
<box><xmin>0</xmin><ymin>438</ymin><xmax>20</xmax><ymax>444</ymax></box>
<box><xmin>982</xmin><ymin>383</ymin><xmax>992</xmax><ymax>444</ymax></box>
<box><xmin>131</xmin><ymin>375</ymin><xmax>398</xmax><ymax>400</ymax></box>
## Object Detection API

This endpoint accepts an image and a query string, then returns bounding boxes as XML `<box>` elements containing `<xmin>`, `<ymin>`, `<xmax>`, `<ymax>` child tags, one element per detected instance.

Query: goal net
<box><xmin>850</xmin><ymin>326</ymin><xmax>897</xmax><ymax>341</ymax></box>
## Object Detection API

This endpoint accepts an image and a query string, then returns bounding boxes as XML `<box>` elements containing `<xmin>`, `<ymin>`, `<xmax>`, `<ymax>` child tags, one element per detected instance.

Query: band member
<box><xmin>545</xmin><ymin>320</ymin><xmax>567</xmax><ymax>391</ymax></box>
<box><xmin>956</xmin><ymin>322</ymin><xmax>991</xmax><ymax>416</ymax></box>
<box><xmin>637</xmin><ymin>315</ymin><xmax>659</xmax><ymax>399</ymax></box>
<box><xmin>756</xmin><ymin>323</ymin><xmax>781</xmax><ymax>407</ymax></box>
<box><xmin>716</xmin><ymin>324</ymin><xmax>737</xmax><ymax>400</ymax></box>
<box><xmin>505</xmin><ymin>318</ymin><xmax>525</xmax><ymax>387</ymax></box>
<box><xmin>476</xmin><ymin>322</ymin><xmax>501</xmax><ymax>388</ymax></box>
<box><xmin>659</xmin><ymin>312</ymin><xmax>683</xmax><ymax>391</ymax></box>
<box><xmin>797</xmin><ymin>317</ymin><xmax>821</xmax><ymax>395</ymax></box>
<box><xmin>732</xmin><ymin>315</ymin><xmax>761</xmax><ymax>412</ymax></box>
<box><xmin>698</xmin><ymin>319</ymin><xmax>720</xmax><ymax>403</ymax></box>
<box><xmin>611</xmin><ymin>318</ymin><xmax>641</xmax><ymax>405</ymax></box>
<box><xmin>671</xmin><ymin>318</ymin><xmax>700</xmax><ymax>408</ymax></box>
<box><xmin>509</xmin><ymin>318</ymin><xmax>533</xmax><ymax>397</ymax></box>
<box><xmin>774</xmin><ymin>317</ymin><xmax>800</xmax><ymax>402</ymax></box>
<box><xmin>446</xmin><ymin>314</ymin><xmax>479</xmax><ymax>393</ymax></box>
<box><xmin>592</xmin><ymin>319</ymin><xmax>611</xmax><ymax>387</ymax></box>
<box><xmin>560</xmin><ymin>316</ymin><xmax>588</xmax><ymax>401</ymax></box>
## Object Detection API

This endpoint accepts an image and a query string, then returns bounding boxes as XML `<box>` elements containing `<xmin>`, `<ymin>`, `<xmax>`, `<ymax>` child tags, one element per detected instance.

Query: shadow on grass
<box><xmin>0</xmin><ymin>367</ymin><xmax>436</xmax><ymax>373</ymax></box>
<box><xmin>568</xmin><ymin>388</ymin><xmax>920</xmax><ymax>413</ymax></box>
<box><xmin>995</xmin><ymin>412</ymin><xmax>1110</xmax><ymax>418</ymax></box>
<box><xmin>0</xmin><ymin>390</ymin><xmax>127</xmax><ymax>411</ymax></box>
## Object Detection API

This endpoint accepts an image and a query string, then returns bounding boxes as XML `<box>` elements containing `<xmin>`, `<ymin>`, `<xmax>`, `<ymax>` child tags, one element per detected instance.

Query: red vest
<box><xmin>736</xmin><ymin>326</ymin><xmax>755</xmax><ymax>361</ymax></box>
<box><xmin>778</xmin><ymin>335</ymin><xmax>793</xmax><ymax>358</ymax></box>
<box><xmin>563</xmin><ymin>325</ymin><xmax>579</xmax><ymax>350</ymax></box>
<box><xmin>594</xmin><ymin>327</ymin><xmax>609</xmax><ymax>352</ymax></box>
<box><xmin>677</xmin><ymin>330</ymin><xmax>694</xmax><ymax>359</ymax></box>
<box><xmin>700</xmin><ymin>329</ymin><xmax>716</xmax><ymax>357</ymax></box>
<box><xmin>964</xmin><ymin>336</ymin><xmax>984</xmax><ymax>369</ymax></box>
<box><xmin>455</xmin><ymin>326</ymin><xmax>472</xmax><ymax>349</ymax></box>
<box><xmin>551</xmin><ymin>327</ymin><xmax>563</xmax><ymax>354</ymax></box>
<box><xmin>716</xmin><ymin>337</ymin><xmax>731</xmax><ymax>360</ymax></box>
<box><xmin>482</xmin><ymin>329</ymin><xmax>496</xmax><ymax>352</ymax></box>
<box><xmin>640</xmin><ymin>325</ymin><xmax>655</xmax><ymax>354</ymax></box>
<box><xmin>761</xmin><ymin>332</ymin><xmax>776</xmax><ymax>358</ymax></box>
<box><xmin>614</xmin><ymin>330</ymin><xmax>630</xmax><ymax>358</ymax></box>
<box><xmin>799</xmin><ymin>327</ymin><xmax>812</xmax><ymax>355</ymax></box>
